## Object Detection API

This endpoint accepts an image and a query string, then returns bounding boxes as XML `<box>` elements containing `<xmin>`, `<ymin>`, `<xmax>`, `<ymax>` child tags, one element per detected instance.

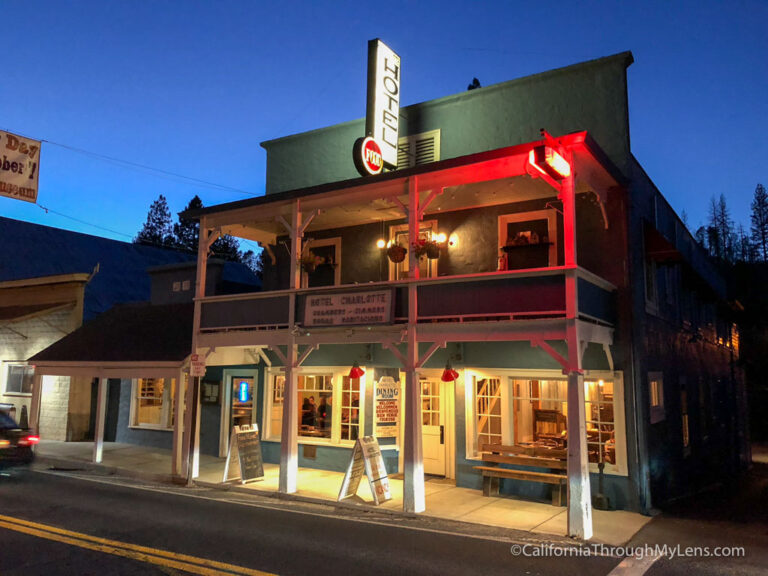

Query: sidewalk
<box><xmin>35</xmin><ymin>440</ymin><xmax>650</xmax><ymax>546</ymax></box>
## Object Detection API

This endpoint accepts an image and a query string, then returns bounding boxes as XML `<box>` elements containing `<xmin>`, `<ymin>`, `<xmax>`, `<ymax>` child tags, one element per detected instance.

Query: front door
<box><xmin>231</xmin><ymin>376</ymin><xmax>255</xmax><ymax>429</ymax></box>
<box><xmin>421</xmin><ymin>378</ymin><xmax>446</xmax><ymax>476</ymax></box>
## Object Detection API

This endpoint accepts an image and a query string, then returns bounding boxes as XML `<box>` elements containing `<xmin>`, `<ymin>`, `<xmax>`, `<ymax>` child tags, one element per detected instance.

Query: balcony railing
<box><xmin>198</xmin><ymin>267</ymin><xmax>616</xmax><ymax>333</ymax></box>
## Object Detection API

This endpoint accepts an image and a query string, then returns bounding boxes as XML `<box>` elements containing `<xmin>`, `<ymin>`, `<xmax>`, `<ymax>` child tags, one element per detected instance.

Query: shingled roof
<box><xmin>30</xmin><ymin>302</ymin><xmax>194</xmax><ymax>363</ymax></box>
<box><xmin>0</xmin><ymin>216</ymin><xmax>195</xmax><ymax>321</ymax></box>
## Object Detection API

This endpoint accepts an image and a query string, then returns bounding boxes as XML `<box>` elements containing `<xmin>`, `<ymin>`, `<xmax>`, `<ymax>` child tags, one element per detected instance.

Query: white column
<box><xmin>566</xmin><ymin>370</ymin><xmax>592</xmax><ymax>540</ymax></box>
<box><xmin>279</xmin><ymin>342</ymin><xmax>299</xmax><ymax>494</ymax></box>
<box><xmin>403</xmin><ymin>176</ymin><xmax>425</xmax><ymax>513</ymax></box>
<box><xmin>29</xmin><ymin>373</ymin><xmax>43</xmax><ymax>435</ymax></box>
<box><xmin>93</xmin><ymin>377</ymin><xmax>108</xmax><ymax>463</ymax></box>
<box><xmin>172</xmin><ymin>372</ymin><xmax>186</xmax><ymax>478</ymax></box>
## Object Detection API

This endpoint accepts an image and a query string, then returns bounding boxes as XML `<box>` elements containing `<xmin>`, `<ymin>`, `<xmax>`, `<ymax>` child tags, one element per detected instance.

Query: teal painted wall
<box><xmin>262</xmin><ymin>53</ymin><xmax>633</xmax><ymax>195</ymax></box>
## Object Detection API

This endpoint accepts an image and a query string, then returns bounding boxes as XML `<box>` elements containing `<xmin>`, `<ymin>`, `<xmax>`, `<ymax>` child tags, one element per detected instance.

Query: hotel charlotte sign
<box><xmin>303</xmin><ymin>289</ymin><xmax>393</xmax><ymax>327</ymax></box>
<box><xmin>354</xmin><ymin>39</ymin><xmax>400</xmax><ymax>176</ymax></box>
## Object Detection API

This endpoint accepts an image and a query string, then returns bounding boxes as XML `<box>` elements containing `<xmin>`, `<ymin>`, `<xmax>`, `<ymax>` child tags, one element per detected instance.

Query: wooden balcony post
<box><xmin>29</xmin><ymin>372</ymin><xmax>43</xmax><ymax>435</ymax></box>
<box><xmin>404</xmin><ymin>176</ymin><xmax>426</xmax><ymax>513</ymax></box>
<box><xmin>280</xmin><ymin>199</ymin><xmax>302</xmax><ymax>494</ymax></box>
<box><xmin>172</xmin><ymin>370</ymin><xmax>186</xmax><ymax>478</ymax></box>
<box><xmin>93</xmin><ymin>377</ymin><xmax>108</xmax><ymax>463</ymax></box>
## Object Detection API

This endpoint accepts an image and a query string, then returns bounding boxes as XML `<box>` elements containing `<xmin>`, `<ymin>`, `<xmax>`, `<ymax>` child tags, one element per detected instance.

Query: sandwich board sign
<box><xmin>222</xmin><ymin>424</ymin><xmax>264</xmax><ymax>484</ymax></box>
<box><xmin>338</xmin><ymin>435</ymin><xmax>391</xmax><ymax>505</ymax></box>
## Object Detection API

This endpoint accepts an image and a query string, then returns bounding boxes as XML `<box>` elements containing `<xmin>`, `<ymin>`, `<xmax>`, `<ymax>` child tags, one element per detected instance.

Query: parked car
<box><xmin>0</xmin><ymin>411</ymin><xmax>37</xmax><ymax>469</ymax></box>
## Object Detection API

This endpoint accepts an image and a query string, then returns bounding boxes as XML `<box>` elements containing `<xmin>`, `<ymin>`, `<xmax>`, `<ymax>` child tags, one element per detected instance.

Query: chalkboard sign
<box><xmin>338</xmin><ymin>435</ymin><xmax>391</xmax><ymax>505</ymax></box>
<box><xmin>222</xmin><ymin>424</ymin><xmax>264</xmax><ymax>484</ymax></box>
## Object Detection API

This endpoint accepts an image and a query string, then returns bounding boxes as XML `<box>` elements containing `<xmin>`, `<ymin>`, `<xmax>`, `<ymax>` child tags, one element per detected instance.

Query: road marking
<box><xmin>0</xmin><ymin>514</ymin><xmax>276</xmax><ymax>576</ymax></box>
<box><xmin>606</xmin><ymin>553</ymin><xmax>662</xmax><ymax>576</ymax></box>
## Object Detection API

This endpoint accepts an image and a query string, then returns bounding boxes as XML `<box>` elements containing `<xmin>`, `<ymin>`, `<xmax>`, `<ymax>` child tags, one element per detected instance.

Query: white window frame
<box><xmin>2</xmin><ymin>363</ymin><xmax>34</xmax><ymax>396</ymax></box>
<box><xmin>497</xmin><ymin>210</ymin><xmax>558</xmax><ymax>270</ymax></box>
<box><xmin>649</xmin><ymin>371</ymin><xmax>665</xmax><ymax>424</ymax></box>
<box><xmin>129</xmin><ymin>378</ymin><xmax>175</xmax><ymax>431</ymax></box>
<box><xmin>301</xmin><ymin>237</ymin><xmax>341</xmax><ymax>288</ymax></box>
<box><xmin>262</xmin><ymin>366</ymin><xmax>366</xmax><ymax>447</ymax></box>
<box><xmin>464</xmin><ymin>368</ymin><xmax>628</xmax><ymax>476</ymax></box>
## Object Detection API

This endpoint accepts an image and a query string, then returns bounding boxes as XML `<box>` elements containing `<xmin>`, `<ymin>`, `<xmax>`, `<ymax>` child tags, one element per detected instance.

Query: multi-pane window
<box><xmin>469</xmin><ymin>373</ymin><xmax>624</xmax><ymax>473</ymax></box>
<box><xmin>5</xmin><ymin>364</ymin><xmax>34</xmax><ymax>395</ymax></box>
<box><xmin>340</xmin><ymin>376</ymin><xmax>361</xmax><ymax>441</ymax></box>
<box><xmin>267</xmin><ymin>370</ymin><xmax>364</xmax><ymax>444</ymax></box>
<box><xmin>133</xmin><ymin>378</ymin><xmax>175</xmax><ymax>429</ymax></box>
<box><xmin>475</xmin><ymin>377</ymin><xmax>502</xmax><ymax>449</ymax></box>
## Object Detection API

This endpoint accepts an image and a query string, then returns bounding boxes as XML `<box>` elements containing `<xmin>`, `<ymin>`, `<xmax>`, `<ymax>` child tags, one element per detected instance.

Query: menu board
<box><xmin>222</xmin><ymin>424</ymin><xmax>264</xmax><ymax>484</ymax></box>
<box><xmin>338</xmin><ymin>435</ymin><xmax>392</xmax><ymax>505</ymax></box>
<box><xmin>374</xmin><ymin>377</ymin><xmax>400</xmax><ymax>438</ymax></box>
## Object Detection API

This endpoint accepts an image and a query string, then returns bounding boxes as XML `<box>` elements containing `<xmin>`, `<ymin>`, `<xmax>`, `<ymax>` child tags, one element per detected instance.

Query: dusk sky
<box><xmin>1</xmin><ymin>1</ymin><xmax>766</xmax><ymax>248</ymax></box>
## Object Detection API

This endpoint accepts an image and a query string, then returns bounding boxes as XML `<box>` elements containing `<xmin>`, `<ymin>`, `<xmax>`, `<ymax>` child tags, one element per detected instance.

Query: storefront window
<box><xmin>266</xmin><ymin>370</ymin><xmax>364</xmax><ymax>444</ymax></box>
<box><xmin>133</xmin><ymin>378</ymin><xmax>175</xmax><ymax>429</ymax></box>
<box><xmin>468</xmin><ymin>373</ymin><xmax>625</xmax><ymax>473</ymax></box>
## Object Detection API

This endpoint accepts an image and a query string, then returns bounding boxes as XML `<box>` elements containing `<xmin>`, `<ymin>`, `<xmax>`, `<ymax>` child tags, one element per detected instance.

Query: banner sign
<box><xmin>374</xmin><ymin>377</ymin><xmax>400</xmax><ymax>438</ymax></box>
<box><xmin>0</xmin><ymin>130</ymin><xmax>41</xmax><ymax>203</ymax></box>
<box><xmin>365</xmin><ymin>39</ymin><xmax>400</xmax><ymax>169</ymax></box>
<box><xmin>222</xmin><ymin>424</ymin><xmax>264</xmax><ymax>484</ymax></box>
<box><xmin>338</xmin><ymin>435</ymin><xmax>392</xmax><ymax>505</ymax></box>
<box><xmin>303</xmin><ymin>289</ymin><xmax>392</xmax><ymax>327</ymax></box>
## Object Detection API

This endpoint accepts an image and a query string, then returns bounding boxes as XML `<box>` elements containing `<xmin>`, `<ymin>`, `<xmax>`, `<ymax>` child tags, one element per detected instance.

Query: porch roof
<box><xmin>181</xmin><ymin>132</ymin><xmax>625</xmax><ymax>244</ymax></box>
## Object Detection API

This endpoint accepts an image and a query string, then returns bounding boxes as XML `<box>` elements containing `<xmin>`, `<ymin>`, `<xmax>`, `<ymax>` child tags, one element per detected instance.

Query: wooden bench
<box><xmin>474</xmin><ymin>443</ymin><xmax>568</xmax><ymax>506</ymax></box>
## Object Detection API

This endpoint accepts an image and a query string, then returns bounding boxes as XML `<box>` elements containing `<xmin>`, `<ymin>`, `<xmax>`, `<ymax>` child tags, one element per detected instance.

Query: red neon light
<box><xmin>528</xmin><ymin>146</ymin><xmax>571</xmax><ymax>180</ymax></box>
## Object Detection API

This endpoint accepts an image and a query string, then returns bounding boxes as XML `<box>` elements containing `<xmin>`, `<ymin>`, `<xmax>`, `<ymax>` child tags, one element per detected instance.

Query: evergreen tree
<box><xmin>135</xmin><ymin>194</ymin><xmax>174</xmax><ymax>247</ymax></box>
<box><xmin>210</xmin><ymin>234</ymin><xmax>241</xmax><ymax>262</ymax></box>
<box><xmin>736</xmin><ymin>224</ymin><xmax>754</xmax><ymax>263</ymax></box>
<box><xmin>707</xmin><ymin>194</ymin><xmax>734</xmax><ymax>262</ymax></box>
<box><xmin>751</xmin><ymin>183</ymin><xmax>768</xmax><ymax>262</ymax></box>
<box><xmin>173</xmin><ymin>195</ymin><xmax>203</xmax><ymax>252</ymax></box>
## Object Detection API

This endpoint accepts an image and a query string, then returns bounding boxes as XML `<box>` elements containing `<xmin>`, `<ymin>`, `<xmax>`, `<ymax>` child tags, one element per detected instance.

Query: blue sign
<box><xmin>238</xmin><ymin>381</ymin><xmax>249</xmax><ymax>403</ymax></box>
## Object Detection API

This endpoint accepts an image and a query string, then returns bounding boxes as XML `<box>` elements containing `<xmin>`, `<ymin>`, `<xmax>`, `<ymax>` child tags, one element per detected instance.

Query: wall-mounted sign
<box><xmin>338</xmin><ymin>435</ymin><xmax>392</xmax><ymax>505</ymax></box>
<box><xmin>303</xmin><ymin>289</ymin><xmax>393</xmax><ymax>327</ymax></box>
<box><xmin>354</xmin><ymin>39</ymin><xmax>400</xmax><ymax>176</ymax></box>
<box><xmin>201</xmin><ymin>379</ymin><xmax>220</xmax><ymax>405</ymax></box>
<box><xmin>0</xmin><ymin>130</ymin><xmax>41</xmax><ymax>203</ymax></box>
<box><xmin>190</xmin><ymin>353</ymin><xmax>206</xmax><ymax>377</ymax></box>
<box><xmin>353</xmin><ymin>136</ymin><xmax>384</xmax><ymax>176</ymax></box>
<box><xmin>374</xmin><ymin>377</ymin><xmax>400</xmax><ymax>438</ymax></box>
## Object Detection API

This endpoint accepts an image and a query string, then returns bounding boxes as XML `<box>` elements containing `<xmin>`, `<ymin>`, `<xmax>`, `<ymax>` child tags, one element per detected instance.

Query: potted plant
<box><xmin>300</xmin><ymin>250</ymin><xmax>323</xmax><ymax>273</ymax></box>
<box><xmin>386</xmin><ymin>243</ymin><xmax>407</xmax><ymax>263</ymax></box>
<box><xmin>414</xmin><ymin>238</ymin><xmax>440</xmax><ymax>259</ymax></box>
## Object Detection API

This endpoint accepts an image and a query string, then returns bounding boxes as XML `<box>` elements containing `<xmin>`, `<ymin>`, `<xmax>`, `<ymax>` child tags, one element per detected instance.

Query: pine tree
<box><xmin>210</xmin><ymin>234</ymin><xmax>241</xmax><ymax>262</ymax></box>
<box><xmin>135</xmin><ymin>194</ymin><xmax>174</xmax><ymax>247</ymax></box>
<box><xmin>751</xmin><ymin>183</ymin><xmax>768</xmax><ymax>262</ymax></box>
<box><xmin>707</xmin><ymin>194</ymin><xmax>734</xmax><ymax>262</ymax></box>
<box><xmin>173</xmin><ymin>195</ymin><xmax>203</xmax><ymax>252</ymax></box>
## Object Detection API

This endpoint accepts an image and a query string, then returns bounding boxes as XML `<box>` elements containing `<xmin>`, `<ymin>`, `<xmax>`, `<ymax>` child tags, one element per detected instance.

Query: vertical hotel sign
<box><xmin>355</xmin><ymin>39</ymin><xmax>400</xmax><ymax>176</ymax></box>
<box><xmin>0</xmin><ymin>131</ymin><xmax>41</xmax><ymax>203</ymax></box>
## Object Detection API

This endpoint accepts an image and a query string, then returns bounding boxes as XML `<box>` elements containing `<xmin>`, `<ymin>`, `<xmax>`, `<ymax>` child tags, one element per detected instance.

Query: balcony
<box><xmin>198</xmin><ymin>267</ymin><xmax>615</xmax><ymax>337</ymax></box>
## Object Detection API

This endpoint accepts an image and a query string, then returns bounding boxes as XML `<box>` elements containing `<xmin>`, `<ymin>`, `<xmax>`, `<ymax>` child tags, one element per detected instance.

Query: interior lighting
<box><xmin>528</xmin><ymin>146</ymin><xmax>571</xmax><ymax>180</ymax></box>
<box><xmin>349</xmin><ymin>362</ymin><xmax>365</xmax><ymax>379</ymax></box>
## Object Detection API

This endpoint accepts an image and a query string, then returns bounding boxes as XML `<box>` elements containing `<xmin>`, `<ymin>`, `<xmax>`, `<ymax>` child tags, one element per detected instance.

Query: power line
<box><xmin>36</xmin><ymin>203</ymin><xmax>133</xmax><ymax>239</ymax></box>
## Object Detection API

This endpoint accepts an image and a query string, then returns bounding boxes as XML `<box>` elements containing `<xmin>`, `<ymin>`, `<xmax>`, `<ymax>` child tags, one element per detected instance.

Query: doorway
<box><xmin>219</xmin><ymin>369</ymin><xmax>259</xmax><ymax>457</ymax></box>
<box><xmin>421</xmin><ymin>378</ymin><xmax>450</xmax><ymax>477</ymax></box>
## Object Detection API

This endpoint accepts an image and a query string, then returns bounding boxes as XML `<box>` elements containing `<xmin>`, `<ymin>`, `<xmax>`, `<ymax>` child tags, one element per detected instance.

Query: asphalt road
<box><xmin>0</xmin><ymin>467</ymin><xmax>621</xmax><ymax>576</ymax></box>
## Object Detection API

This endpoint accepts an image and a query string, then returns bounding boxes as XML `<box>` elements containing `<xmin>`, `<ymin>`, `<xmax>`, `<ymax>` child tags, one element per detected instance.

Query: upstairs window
<box><xmin>397</xmin><ymin>129</ymin><xmax>441</xmax><ymax>169</ymax></box>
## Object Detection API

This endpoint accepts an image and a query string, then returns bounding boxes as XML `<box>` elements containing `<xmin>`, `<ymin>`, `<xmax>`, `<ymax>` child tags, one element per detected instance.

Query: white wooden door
<box><xmin>421</xmin><ymin>379</ymin><xmax>446</xmax><ymax>476</ymax></box>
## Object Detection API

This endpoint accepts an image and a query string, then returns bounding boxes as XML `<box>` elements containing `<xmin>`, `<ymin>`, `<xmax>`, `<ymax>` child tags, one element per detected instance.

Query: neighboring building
<box><xmin>30</xmin><ymin>259</ymin><xmax>262</xmax><ymax>475</ymax></box>
<box><xmin>0</xmin><ymin>216</ymin><xmax>194</xmax><ymax>439</ymax></box>
<box><xmin>32</xmin><ymin>51</ymin><xmax>748</xmax><ymax>540</ymax></box>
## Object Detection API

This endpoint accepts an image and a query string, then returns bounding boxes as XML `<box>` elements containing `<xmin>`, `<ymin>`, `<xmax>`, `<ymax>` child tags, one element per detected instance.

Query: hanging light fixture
<box><xmin>349</xmin><ymin>361</ymin><xmax>365</xmax><ymax>379</ymax></box>
<box><xmin>441</xmin><ymin>361</ymin><xmax>460</xmax><ymax>382</ymax></box>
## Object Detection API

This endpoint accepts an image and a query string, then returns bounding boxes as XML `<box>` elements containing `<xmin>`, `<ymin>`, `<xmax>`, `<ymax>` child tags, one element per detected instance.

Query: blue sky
<box><xmin>1</xmin><ymin>1</ymin><xmax>766</xmax><ymax>244</ymax></box>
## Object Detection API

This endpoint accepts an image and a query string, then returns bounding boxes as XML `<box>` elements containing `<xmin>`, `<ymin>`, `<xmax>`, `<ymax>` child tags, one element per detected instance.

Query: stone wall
<box><xmin>39</xmin><ymin>375</ymin><xmax>70</xmax><ymax>440</ymax></box>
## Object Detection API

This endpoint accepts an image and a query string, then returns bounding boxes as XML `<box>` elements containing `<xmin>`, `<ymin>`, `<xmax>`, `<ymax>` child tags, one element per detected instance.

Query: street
<box><xmin>0</xmin><ymin>467</ymin><xmax>619</xmax><ymax>576</ymax></box>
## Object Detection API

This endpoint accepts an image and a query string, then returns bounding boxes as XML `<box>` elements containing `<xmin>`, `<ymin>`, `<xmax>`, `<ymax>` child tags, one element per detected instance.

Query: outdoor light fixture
<box><xmin>448</xmin><ymin>233</ymin><xmax>459</xmax><ymax>248</ymax></box>
<box><xmin>349</xmin><ymin>362</ymin><xmax>365</xmax><ymax>379</ymax></box>
<box><xmin>441</xmin><ymin>361</ymin><xmax>460</xmax><ymax>382</ymax></box>
<box><xmin>528</xmin><ymin>146</ymin><xmax>571</xmax><ymax>180</ymax></box>
<box><xmin>376</xmin><ymin>239</ymin><xmax>386</xmax><ymax>249</ymax></box>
